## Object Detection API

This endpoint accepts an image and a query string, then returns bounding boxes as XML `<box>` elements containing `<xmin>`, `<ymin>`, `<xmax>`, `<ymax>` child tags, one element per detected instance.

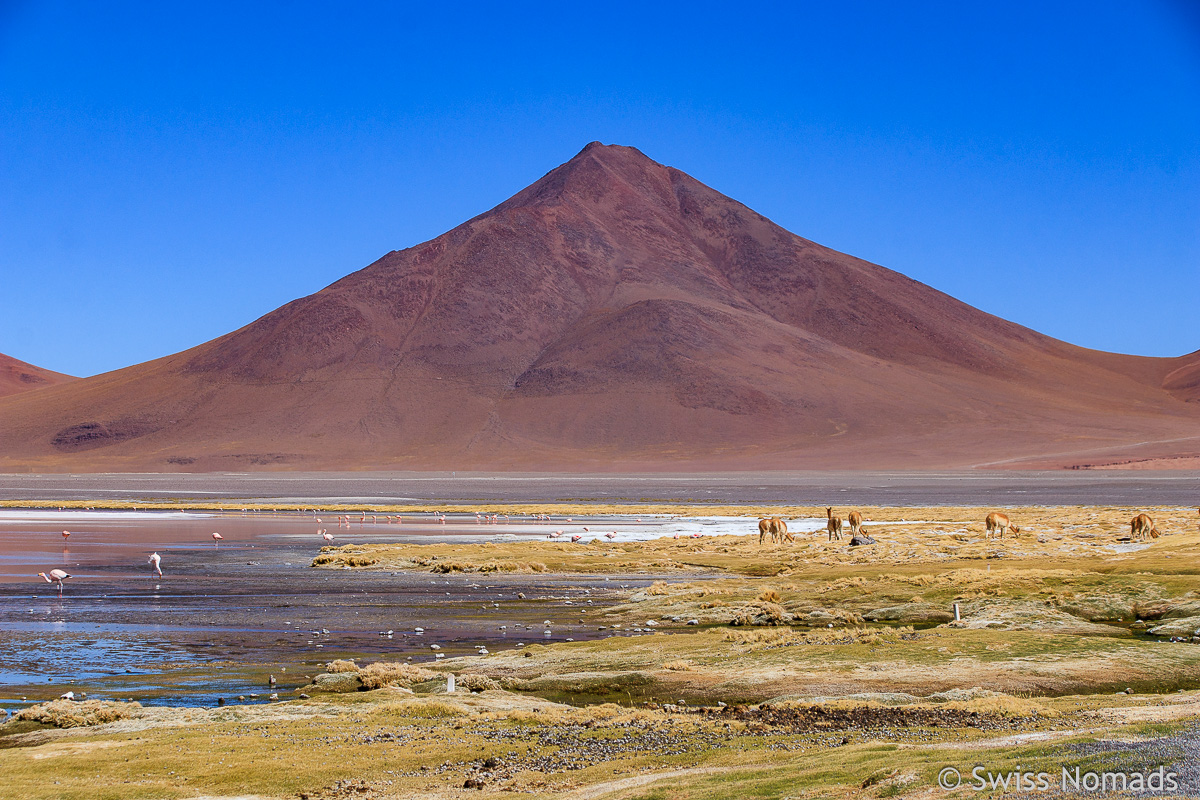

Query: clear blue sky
<box><xmin>2</xmin><ymin>1</ymin><xmax>1198</xmax><ymax>377</ymax></box>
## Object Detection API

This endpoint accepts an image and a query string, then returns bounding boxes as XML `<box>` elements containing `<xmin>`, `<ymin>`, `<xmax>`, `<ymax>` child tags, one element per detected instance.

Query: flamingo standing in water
<box><xmin>38</xmin><ymin>569</ymin><xmax>70</xmax><ymax>595</ymax></box>
<box><xmin>61</xmin><ymin>530</ymin><xmax>71</xmax><ymax>540</ymax></box>
<box><xmin>148</xmin><ymin>552</ymin><xmax>162</xmax><ymax>576</ymax></box>
<box><xmin>211</xmin><ymin>532</ymin><xmax>224</xmax><ymax>548</ymax></box>
<box><xmin>605</xmin><ymin>532</ymin><xmax>616</xmax><ymax>540</ymax></box>
<box><xmin>320</xmin><ymin>530</ymin><xmax>335</xmax><ymax>542</ymax></box>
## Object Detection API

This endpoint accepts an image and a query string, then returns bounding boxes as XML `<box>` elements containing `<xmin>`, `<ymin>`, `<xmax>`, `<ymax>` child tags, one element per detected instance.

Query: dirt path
<box><xmin>558</xmin><ymin>766</ymin><xmax>743</xmax><ymax>800</ymax></box>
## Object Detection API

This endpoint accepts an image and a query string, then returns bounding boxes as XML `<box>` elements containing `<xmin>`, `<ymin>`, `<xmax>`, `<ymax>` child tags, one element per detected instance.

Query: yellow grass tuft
<box><xmin>757</xmin><ymin>588</ymin><xmax>781</xmax><ymax>603</ymax></box>
<box><xmin>377</xmin><ymin>698</ymin><xmax>470</xmax><ymax>718</ymax></box>
<box><xmin>943</xmin><ymin>695</ymin><xmax>1059</xmax><ymax>718</ymax></box>
<box><xmin>15</xmin><ymin>699</ymin><xmax>141</xmax><ymax>728</ymax></box>
<box><xmin>358</xmin><ymin>661</ymin><xmax>438</xmax><ymax>690</ymax></box>
<box><xmin>325</xmin><ymin>659</ymin><xmax>358</xmax><ymax>673</ymax></box>
<box><xmin>430</xmin><ymin>559</ymin><xmax>547</xmax><ymax>573</ymax></box>
<box><xmin>724</xmin><ymin>625</ymin><xmax>915</xmax><ymax>648</ymax></box>
<box><xmin>454</xmin><ymin>673</ymin><xmax>501</xmax><ymax>692</ymax></box>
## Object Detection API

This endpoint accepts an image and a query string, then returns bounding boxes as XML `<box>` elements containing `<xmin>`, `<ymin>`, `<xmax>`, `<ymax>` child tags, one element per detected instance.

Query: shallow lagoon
<box><xmin>4</xmin><ymin>509</ymin><xmax>835</xmax><ymax>713</ymax></box>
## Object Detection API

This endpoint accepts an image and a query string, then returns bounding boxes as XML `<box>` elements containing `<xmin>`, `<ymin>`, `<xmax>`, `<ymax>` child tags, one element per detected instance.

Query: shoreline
<box><xmin>2</xmin><ymin>469</ymin><xmax>1199</xmax><ymax>506</ymax></box>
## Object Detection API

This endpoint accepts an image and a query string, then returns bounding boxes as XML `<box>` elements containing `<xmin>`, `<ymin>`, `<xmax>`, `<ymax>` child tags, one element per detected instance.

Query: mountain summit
<box><xmin>1</xmin><ymin>143</ymin><xmax>1197</xmax><ymax>471</ymax></box>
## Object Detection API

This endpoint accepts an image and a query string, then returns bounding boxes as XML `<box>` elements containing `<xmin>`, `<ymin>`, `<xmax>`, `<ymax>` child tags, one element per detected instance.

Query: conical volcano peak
<box><xmin>0</xmin><ymin>143</ymin><xmax>1196</xmax><ymax>472</ymax></box>
<box><xmin>575</xmin><ymin>140</ymin><xmax>652</xmax><ymax>161</ymax></box>
<box><xmin>494</xmin><ymin>141</ymin><xmax>678</xmax><ymax>215</ymax></box>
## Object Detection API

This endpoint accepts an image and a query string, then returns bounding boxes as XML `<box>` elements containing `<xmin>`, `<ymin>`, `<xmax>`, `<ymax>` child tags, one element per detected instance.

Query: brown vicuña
<box><xmin>1130</xmin><ymin>513</ymin><xmax>1159</xmax><ymax>540</ymax></box>
<box><xmin>985</xmin><ymin>511</ymin><xmax>1019</xmax><ymax>539</ymax></box>
<box><xmin>826</xmin><ymin>507</ymin><xmax>843</xmax><ymax>541</ymax></box>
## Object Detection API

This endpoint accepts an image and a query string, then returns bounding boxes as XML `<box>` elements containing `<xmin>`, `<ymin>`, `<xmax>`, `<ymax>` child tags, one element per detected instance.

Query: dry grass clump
<box><xmin>488</xmin><ymin>702</ymin><xmax>657</xmax><ymax>726</ymax></box>
<box><xmin>430</xmin><ymin>560</ymin><xmax>546</xmax><ymax>574</ymax></box>
<box><xmin>15</xmin><ymin>699</ymin><xmax>141</xmax><ymax>728</ymax></box>
<box><xmin>757</xmin><ymin>588</ymin><xmax>781</xmax><ymax>603</ymax></box>
<box><xmin>359</xmin><ymin>662</ymin><xmax>438</xmax><ymax>689</ymax></box>
<box><xmin>454</xmin><ymin>673</ymin><xmax>501</xmax><ymax>692</ymax></box>
<box><xmin>724</xmin><ymin>625</ymin><xmax>915</xmax><ymax>648</ymax></box>
<box><xmin>819</xmin><ymin>576</ymin><xmax>870</xmax><ymax>594</ymax></box>
<box><xmin>325</xmin><ymin>659</ymin><xmax>359</xmax><ymax>673</ymax></box>
<box><xmin>311</xmin><ymin>553</ymin><xmax>379</xmax><ymax>567</ymax></box>
<box><xmin>378</xmin><ymin>698</ymin><xmax>470</xmax><ymax>718</ymax></box>
<box><xmin>943</xmin><ymin>695</ymin><xmax>1058</xmax><ymax>718</ymax></box>
<box><xmin>661</xmin><ymin>660</ymin><xmax>696</xmax><ymax>671</ymax></box>
<box><xmin>646</xmin><ymin>581</ymin><xmax>672</xmax><ymax>596</ymax></box>
<box><xmin>731</xmin><ymin>601</ymin><xmax>791</xmax><ymax>626</ymax></box>
<box><xmin>755</xmin><ymin>601</ymin><xmax>788</xmax><ymax>623</ymax></box>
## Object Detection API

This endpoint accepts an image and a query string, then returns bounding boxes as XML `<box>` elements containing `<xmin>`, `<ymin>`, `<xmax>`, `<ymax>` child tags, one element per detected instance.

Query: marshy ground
<box><xmin>3</xmin><ymin>502</ymin><xmax>1200</xmax><ymax>798</ymax></box>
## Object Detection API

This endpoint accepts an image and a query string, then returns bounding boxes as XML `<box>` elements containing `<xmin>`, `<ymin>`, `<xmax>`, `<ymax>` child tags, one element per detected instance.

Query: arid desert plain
<box><xmin>2</xmin><ymin>471</ymin><xmax>1199</xmax><ymax>799</ymax></box>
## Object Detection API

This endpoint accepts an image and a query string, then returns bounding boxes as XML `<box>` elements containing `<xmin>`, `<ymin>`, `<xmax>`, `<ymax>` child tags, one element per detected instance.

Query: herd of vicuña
<box><xmin>754</xmin><ymin>509</ymin><xmax>1172</xmax><ymax>544</ymax></box>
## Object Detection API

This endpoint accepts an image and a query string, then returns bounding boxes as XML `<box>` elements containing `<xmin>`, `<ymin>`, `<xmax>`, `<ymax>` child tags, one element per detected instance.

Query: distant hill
<box><xmin>0</xmin><ymin>353</ymin><xmax>76</xmax><ymax>399</ymax></box>
<box><xmin>0</xmin><ymin>143</ymin><xmax>1196</xmax><ymax>472</ymax></box>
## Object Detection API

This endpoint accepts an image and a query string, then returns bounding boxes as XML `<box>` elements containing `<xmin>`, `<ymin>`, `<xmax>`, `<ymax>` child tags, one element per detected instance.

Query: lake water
<box><xmin>0</xmin><ymin>509</ymin><xmax>788</xmax><ymax>714</ymax></box>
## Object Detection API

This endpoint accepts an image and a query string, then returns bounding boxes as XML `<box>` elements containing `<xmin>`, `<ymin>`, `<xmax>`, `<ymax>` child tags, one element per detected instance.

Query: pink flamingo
<box><xmin>548</xmin><ymin>530</ymin><xmax>563</xmax><ymax>539</ymax></box>
<box><xmin>605</xmin><ymin>532</ymin><xmax>616</xmax><ymax>540</ymax></box>
<box><xmin>571</xmin><ymin>534</ymin><xmax>583</xmax><ymax>543</ymax></box>
<box><xmin>211</xmin><ymin>532</ymin><xmax>224</xmax><ymax>548</ymax></box>
<box><xmin>38</xmin><ymin>569</ymin><xmax>70</xmax><ymax>595</ymax></box>
<box><xmin>148</xmin><ymin>552</ymin><xmax>162</xmax><ymax>576</ymax></box>
<box><xmin>61</xmin><ymin>530</ymin><xmax>71</xmax><ymax>540</ymax></box>
<box><xmin>321</xmin><ymin>530</ymin><xmax>335</xmax><ymax>542</ymax></box>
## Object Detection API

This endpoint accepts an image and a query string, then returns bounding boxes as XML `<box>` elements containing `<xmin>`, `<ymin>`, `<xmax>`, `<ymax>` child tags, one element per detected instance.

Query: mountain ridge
<box><xmin>0</xmin><ymin>142</ymin><xmax>1196</xmax><ymax>472</ymax></box>
<box><xmin>0</xmin><ymin>353</ymin><xmax>77</xmax><ymax>398</ymax></box>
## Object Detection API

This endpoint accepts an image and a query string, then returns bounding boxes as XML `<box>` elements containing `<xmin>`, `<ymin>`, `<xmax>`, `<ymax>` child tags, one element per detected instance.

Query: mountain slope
<box><xmin>0</xmin><ymin>143</ymin><xmax>1196</xmax><ymax>472</ymax></box>
<box><xmin>0</xmin><ymin>353</ymin><xmax>76</xmax><ymax>398</ymax></box>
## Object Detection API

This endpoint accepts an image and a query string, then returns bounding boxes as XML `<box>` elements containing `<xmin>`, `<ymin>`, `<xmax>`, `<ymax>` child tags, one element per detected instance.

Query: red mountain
<box><xmin>0</xmin><ymin>353</ymin><xmax>76</xmax><ymax>399</ymax></box>
<box><xmin>0</xmin><ymin>143</ymin><xmax>1196</xmax><ymax>472</ymax></box>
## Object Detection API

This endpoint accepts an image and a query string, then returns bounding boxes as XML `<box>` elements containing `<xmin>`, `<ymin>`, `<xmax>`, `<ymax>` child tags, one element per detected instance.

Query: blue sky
<box><xmin>2</xmin><ymin>1</ymin><xmax>1198</xmax><ymax>377</ymax></box>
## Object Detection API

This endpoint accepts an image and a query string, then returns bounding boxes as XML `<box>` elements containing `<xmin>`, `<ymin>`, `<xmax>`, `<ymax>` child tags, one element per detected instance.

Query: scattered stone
<box><xmin>1148</xmin><ymin>616</ymin><xmax>1200</xmax><ymax>638</ymax></box>
<box><xmin>865</xmin><ymin>603</ymin><xmax>954</xmax><ymax>625</ymax></box>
